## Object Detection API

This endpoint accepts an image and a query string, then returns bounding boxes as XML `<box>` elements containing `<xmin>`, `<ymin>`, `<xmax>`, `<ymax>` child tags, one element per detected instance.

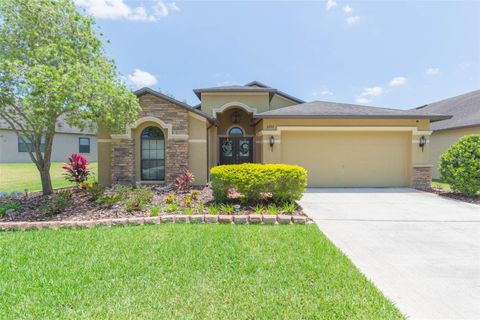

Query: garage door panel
<box><xmin>281</xmin><ymin>131</ymin><xmax>410</xmax><ymax>187</ymax></box>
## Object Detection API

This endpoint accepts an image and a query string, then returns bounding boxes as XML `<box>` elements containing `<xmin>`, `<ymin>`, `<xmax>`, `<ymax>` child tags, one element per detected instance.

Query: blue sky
<box><xmin>76</xmin><ymin>0</ymin><xmax>480</xmax><ymax>109</ymax></box>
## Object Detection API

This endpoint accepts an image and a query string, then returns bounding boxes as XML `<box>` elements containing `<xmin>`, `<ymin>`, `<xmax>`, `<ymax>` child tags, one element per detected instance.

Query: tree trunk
<box><xmin>39</xmin><ymin>164</ymin><xmax>53</xmax><ymax>195</ymax></box>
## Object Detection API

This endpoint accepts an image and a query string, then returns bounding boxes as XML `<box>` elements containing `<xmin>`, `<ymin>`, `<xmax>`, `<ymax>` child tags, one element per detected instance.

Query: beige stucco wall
<box><xmin>0</xmin><ymin>129</ymin><xmax>97</xmax><ymax>163</ymax></box>
<box><xmin>269</xmin><ymin>94</ymin><xmax>298</xmax><ymax>110</ymax></box>
<box><xmin>200</xmin><ymin>93</ymin><xmax>270</xmax><ymax>116</ymax></box>
<box><xmin>429</xmin><ymin>126</ymin><xmax>480</xmax><ymax>179</ymax></box>
<box><xmin>96</xmin><ymin>124</ymin><xmax>111</xmax><ymax>186</ymax></box>
<box><xmin>216</xmin><ymin>108</ymin><xmax>255</xmax><ymax>136</ymax></box>
<box><xmin>188</xmin><ymin>114</ymin><xmax>208</xmax><ymax>185</ymax></box>
<box><xmin>199</xmin><ymin>92</ymin><xmax>300</xmax><ymax>117</ymax></box>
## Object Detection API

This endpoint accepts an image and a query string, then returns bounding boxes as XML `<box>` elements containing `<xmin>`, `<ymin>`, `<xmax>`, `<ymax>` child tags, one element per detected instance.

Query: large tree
<box><xmin>0</xmin><ymin>0</ymin><xmax>140</xmax><ymax>195</ymax></box>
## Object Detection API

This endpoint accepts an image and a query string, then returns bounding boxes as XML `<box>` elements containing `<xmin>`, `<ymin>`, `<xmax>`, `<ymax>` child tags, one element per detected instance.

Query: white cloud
<box><xmin>458</xmin><ymin>61</ymin><xmax>471</xmax><ymax>69</ymax></box>
<box><xmin>389</xmin><ymin>76</ymin><xmax>407</xmax><ymax>86</ymax></box>
<box><xmin>169</xmin><ymin>2</ymin><xmax>180</xmax><ymax>12</ymax></box>
<box><xmin>75</xmin><ymin>0</ymin><xmax>180</xmax><ymax>22</ymax></box>
<box><xmin>425</xmin><ymin>67</ymin><xmax>440</xmax><ymax>76</ymax></box>
<box><xmin>346</xmin><ymin>16</ymin><xmax>360</xmax><ymax>24</ymax></box>
<box><xmin>356</xmin><ymin>86</ymin><xmax>383</xmax><ymax>104</ymax></box>
<box><xmin>326</xmin><ymin>0</ymin><xmax>337</xmax><ymax>10</ymax></box>
<box><xmin>312</xmin><ymin>90</ymin><xmax>333</xmax><ymax>97</ymax></box>
<box><xmin>127</xmin><ymin>69</ymin><xmax>158</xmax><ymax>87</ymax></box>
<box><xmin>312</xmin><ymin>86</ymin><xmax>334</xmax><ymax>97</ymax></box>
<box><xmin>355</xmin><ymin>97</ymin><xmax>370</xmax><ymax>104</ymax></box>
<box><xmin>343</xmin><ymin>5</ymin><xmax>353</xmax><ymax>13</ymax></box>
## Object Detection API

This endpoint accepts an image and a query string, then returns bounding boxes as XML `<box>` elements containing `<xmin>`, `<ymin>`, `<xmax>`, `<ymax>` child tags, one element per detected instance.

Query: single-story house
<box><xmin>0</xmin><ymin>117</ymin><xmax>97</xmax><ymax>163</ymax></box>
<box><xmin>414</xmin><ymin>90</ymin><xmax>480</xmax><ymax>179</ymax></box>
<box><xmin>97</xmin><ymin>81</ymin><xmax>450</xmax><ymax>189</ymax></box>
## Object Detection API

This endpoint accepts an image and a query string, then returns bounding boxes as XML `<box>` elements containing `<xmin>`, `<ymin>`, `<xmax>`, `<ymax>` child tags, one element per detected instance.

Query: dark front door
<box><xmin>219</xmin><ymin>137</ymin><xmax>253</xmax><ymax>165</ymax></box>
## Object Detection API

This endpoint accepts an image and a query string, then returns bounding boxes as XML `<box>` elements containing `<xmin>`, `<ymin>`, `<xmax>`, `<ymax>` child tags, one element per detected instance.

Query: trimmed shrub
<box><xmin>210</xmin><ymin>163</ymin><xmax>307</xmax><ymax>203</ymax></box>
<box><xmin>439</xmin><ymin>134</ymin><xmax>480</xmax><ymax>196</ymax></box>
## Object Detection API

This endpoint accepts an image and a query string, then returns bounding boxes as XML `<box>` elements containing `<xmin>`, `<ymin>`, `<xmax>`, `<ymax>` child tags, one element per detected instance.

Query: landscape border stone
<box><xmin>0</xmin><ymin>214</ymin><xmax>310</xmax><ymax>232</ymax></box>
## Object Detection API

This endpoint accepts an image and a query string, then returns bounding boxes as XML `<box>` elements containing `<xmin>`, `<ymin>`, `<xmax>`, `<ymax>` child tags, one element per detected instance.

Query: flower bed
<box><xmin>0</xmin><ymin>184</ymin><xmax>306</xmax><ymax>227</ymax></box>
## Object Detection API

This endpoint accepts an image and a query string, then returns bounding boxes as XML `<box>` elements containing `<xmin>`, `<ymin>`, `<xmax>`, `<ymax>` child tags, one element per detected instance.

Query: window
<box><xmin>141</xmin><ymin>126</ymin><xmax>165</xmax><ymax>180</ymax></box>
<box><xmin>18</xmin><ymin>136</ymin><xmax>45</xmax><ymax>152</ymax></box>
<box><xmin>79</xmin><ymin>138</ymin><xmax>90</xmax><ymax>153</ymax></box>
<box><xmin>228</xmin><ymin>127</ymin><xmax>243</xmax><ymax>136</ymax></box>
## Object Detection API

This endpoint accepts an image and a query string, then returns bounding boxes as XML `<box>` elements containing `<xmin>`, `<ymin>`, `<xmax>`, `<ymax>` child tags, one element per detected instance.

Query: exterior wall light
<box><xmin>419</xmin><ymin>135</ymin><xmax>426</xmax><ymax>152</ymax></box>
<box><xmin>269</xmin><ymin>136</ymin><xmax>275</xmax><ymax>150</ymax></box>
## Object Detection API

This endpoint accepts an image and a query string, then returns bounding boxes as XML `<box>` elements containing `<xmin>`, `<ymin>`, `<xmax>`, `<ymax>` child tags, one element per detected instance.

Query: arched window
<box><xmin>228</xmin><ymin>127</ymin><xmax>243</xmax><ymax>136</ymax></box>
<box><xmin>141</xmin><ymin>126</ymin><xmax>165</xmax><ymax>180</ymax></box>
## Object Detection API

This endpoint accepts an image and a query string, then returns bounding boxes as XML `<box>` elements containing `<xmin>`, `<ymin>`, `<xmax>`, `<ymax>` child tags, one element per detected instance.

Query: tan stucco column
<box><xmin>258</xmin><ymin>133</ymin><xmax>281</xmax><ymax>164</ymax></box>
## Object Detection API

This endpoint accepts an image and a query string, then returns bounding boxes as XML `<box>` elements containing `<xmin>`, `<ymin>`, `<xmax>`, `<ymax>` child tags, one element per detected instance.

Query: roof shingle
<box><xmin>255</xmin><ymin>100</ymin><xmax>451</xmax><ymax>121</ymax></box>
<box><xmin>413</xmin><ymin>90</ymin><xmax>480</xmax><ymax>131</ymax></box>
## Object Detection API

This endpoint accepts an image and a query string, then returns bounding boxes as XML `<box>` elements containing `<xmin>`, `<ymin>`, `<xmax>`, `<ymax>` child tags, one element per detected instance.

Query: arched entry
<box><xmin>141</xmin><ymin>126</ymin><xmax>165</xmax><ymax>180</ymax></box>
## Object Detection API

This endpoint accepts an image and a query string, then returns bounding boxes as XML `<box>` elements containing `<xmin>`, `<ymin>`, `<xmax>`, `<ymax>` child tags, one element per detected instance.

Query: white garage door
<box><xmin>281</xmin><ymin>131</ymin><xmax>410</xmax><ymax>187</ymax></box>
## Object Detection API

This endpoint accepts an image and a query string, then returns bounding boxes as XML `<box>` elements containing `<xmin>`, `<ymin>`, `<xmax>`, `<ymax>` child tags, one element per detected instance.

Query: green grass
<box><xmin>431</xmin><ymin>178</ymin><xmax>451</xmax><ymax>191</ymax></box>
<box><xmin>0</xmin><ymin>225</ymin><xmax>404</xmax><ymax>319</ymax></box>
<box><xmin>0</xmin><ymin>162</ymin><xmax>97</xmax><ymax>193</ymax></box>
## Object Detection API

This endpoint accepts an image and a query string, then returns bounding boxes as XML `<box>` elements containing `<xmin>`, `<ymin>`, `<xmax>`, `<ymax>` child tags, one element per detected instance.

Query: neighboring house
<box><xmin>414</xmin><ymin>90</ymin><xmax>480</xmax><ymax>179</ymax></box>
<box><xmin>0</xmin><ymin>117</ymin><xmax>97</xmax><ymax>163</ymax></box>
<box><xmin>97</xmin><ymin>81</ymin><xmax>450</xmax><ymax>189</ymax></box>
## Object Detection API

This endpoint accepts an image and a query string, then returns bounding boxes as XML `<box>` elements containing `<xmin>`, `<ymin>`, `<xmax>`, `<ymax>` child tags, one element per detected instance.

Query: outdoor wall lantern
<box><xmin>269</xmin><ymin>136</ymin><xmax>275</xmax><ymax>150</ymax></box>
<box><xmin>419</xmin><ymin>135</ymin><xmax>427</xmax><ymax>152</ymax></box>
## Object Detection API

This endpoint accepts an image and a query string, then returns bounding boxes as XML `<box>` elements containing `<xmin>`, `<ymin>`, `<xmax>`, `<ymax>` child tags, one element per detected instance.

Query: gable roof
<box><xmin>413</xmin><ymin>90</ymin><xmax>480</xmax><ymax>131</ymax></box>
<box><xmin>135</xmin><ymin>87</ymin><xmax>215</xmax><ymax>122</ymax></box>
<box><xmin>255</xmin><ymin>100</ymin><xmax>451</xmax><ymax>121</ymax></box>
<box><xmin>193</xmin><ymin>81</ymin><xmax>305</xmax><ymax>104</ymax></box>
<box><xmin>244</xmin><ymin>81</ymin><xmax>305</xmax><ymax>104</ymax></box>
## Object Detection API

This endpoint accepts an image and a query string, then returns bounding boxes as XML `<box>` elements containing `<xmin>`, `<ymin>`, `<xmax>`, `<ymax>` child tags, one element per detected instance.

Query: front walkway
<box><xmin>300</xmin><ymin>188</ymin><xmax>480</xmax><ymax>320</ymax></box>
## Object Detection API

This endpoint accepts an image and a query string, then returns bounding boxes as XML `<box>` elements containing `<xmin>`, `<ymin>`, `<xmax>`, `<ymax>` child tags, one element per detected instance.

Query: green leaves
<box><xmin>210</xmin><ymin>163</ymin><xmax>308</xmax><ymax>203</ymax></box>
<box><xmin>440</xmin><ymin>134</ymin><xmax>480</xmax><ymax>196</ymax></box>
<box><xmin>0</xmin><ymin>0</ymin><xmax>140</xmax><ymax>134</ymax></box>
<box><xmin>0</xmin><ymin>0</ymin><xmax>140</xmax><ymax>194</ymax></box>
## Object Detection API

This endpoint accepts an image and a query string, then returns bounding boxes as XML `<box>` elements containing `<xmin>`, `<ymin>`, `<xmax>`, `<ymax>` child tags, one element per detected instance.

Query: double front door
<box><xmin>219</xmin><ymin>137</ymin><xmax>253</xmax><ymax>165</ymax></box>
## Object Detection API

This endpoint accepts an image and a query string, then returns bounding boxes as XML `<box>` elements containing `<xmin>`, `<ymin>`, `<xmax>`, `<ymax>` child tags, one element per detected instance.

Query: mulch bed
<box><xmin>428</xmin><ymin>187</ymin><xmax>480</xmax><ymax>205</ymax></box>
<box><xmin>1</xmin><ymin>186</ymin><xmax>305</xmax><ymax>223</ymax></box>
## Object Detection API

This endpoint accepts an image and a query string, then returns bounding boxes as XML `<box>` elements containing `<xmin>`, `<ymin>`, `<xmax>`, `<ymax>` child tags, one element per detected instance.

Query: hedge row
<box><xmin>210</xmin><ymin>163</ymin><xmax>307</xmax><ymax>203</ymax></box>
<box><xmin>440</xmin><ymin>134</ymin><xmax>480</xmax><ymax>196</ymax></box>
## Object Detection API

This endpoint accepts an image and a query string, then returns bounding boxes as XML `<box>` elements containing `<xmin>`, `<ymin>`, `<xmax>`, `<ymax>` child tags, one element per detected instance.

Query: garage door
<box><xmin>281</xmin><ymin>131</ymin><xmax>410</xmax><ymax>187</ymax></box>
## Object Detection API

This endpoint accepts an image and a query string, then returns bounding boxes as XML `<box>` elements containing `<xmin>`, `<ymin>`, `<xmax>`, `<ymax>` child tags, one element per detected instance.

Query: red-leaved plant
<box><xmin>62</xmin><ymin>153</ymin><xmax>91</xmax><ymax>185</ymax></box>
<box><xmin>175</xmin><ymin>168</ymin><xmax>194</xmax><ymax>192</ymax></box>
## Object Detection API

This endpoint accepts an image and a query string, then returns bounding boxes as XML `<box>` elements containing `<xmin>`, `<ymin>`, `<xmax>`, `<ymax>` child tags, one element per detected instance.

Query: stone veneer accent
<box><xmin>411</xmin><ymin>166</ymin><xmax>432</xmax><ymax>190</ymax></box>
<box><xmin>111</xmin><ymin>93</ymin><xmax>189</xmax><ymax>185</ymax></box>
<box><xmin>165</xmin><ymin>140</ymin><xmax>188</xmax><ymax>184</ymax></box>
<box><xmin>111</xmin><ymin>138</ymin><xmax>135</xmax><ymax>185</ymax></box>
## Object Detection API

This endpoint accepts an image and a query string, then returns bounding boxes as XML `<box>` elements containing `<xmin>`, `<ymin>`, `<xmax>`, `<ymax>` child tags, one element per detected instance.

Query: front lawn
<box><xmin>431</xmin><ymin>178</ymin><xmax>451</xmax><ymax>191</ymax></box>
<box><xmin>0</xmin><ymin>225</ymin><xmax>404</xmax><ymax>319</ymax></box>
<box><xmin>0</xmin><ymin>162</ymin><xmax>97</xmax><ymax>193</ymax></box>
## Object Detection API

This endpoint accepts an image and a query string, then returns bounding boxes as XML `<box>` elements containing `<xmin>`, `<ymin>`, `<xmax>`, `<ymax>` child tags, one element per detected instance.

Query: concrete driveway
<box><xmin>300</xmin><ymin>188</ymin><xmax>480</xmax><ymax>320</ymax></box>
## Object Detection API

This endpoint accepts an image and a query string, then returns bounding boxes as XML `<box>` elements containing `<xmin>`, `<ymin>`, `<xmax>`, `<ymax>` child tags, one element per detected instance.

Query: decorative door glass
<box><xmin>238</xmin><ymin>139</ymin><xmax>250</xmax><ymax>157</ymax></box>
<box><xmin>221</xmin><ymin>139</ymin><xmax>233</xmax><ymax>157</ymax></box>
